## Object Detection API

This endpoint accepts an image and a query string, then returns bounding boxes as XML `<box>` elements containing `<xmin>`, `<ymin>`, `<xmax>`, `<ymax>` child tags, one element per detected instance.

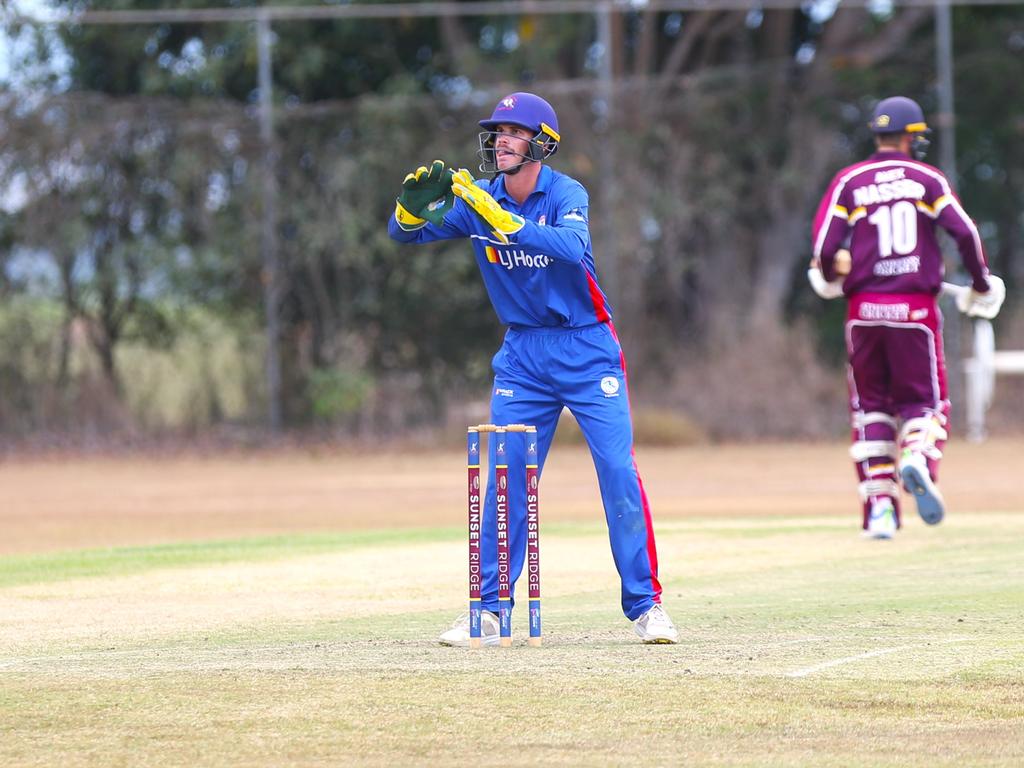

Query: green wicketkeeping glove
<box><xmin>394</xmin><ymin>160</ymin><xmax>455</xmax><ymax>231</ymax></box>
<box><xmin>451</xmin><ymin>168</ymin><xmax>525</xmax><ymax>245</ymax></box>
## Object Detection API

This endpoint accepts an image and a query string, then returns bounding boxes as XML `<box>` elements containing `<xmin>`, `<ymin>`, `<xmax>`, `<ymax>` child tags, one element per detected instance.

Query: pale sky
<box><xmin>1</xmin><ymin>0</ymin><xmax>71</xmax><ymax>89</ymax></box>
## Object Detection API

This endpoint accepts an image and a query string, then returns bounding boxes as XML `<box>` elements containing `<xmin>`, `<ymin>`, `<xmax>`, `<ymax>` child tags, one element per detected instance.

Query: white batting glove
<box><xmin>807</xmin><ymin>265</ymin><xmax>844</xmax><ymax>299</ymax></box>
<box><xmin>956</xmin><ymin>274</ymin><xmax>1006</xmax><ymax>319</ymax></box>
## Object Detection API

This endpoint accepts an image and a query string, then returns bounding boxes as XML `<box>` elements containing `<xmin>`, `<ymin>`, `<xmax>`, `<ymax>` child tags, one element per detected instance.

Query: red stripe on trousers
<box><xmin>607</xmin><ymin>321</ymin><xmax>663</xmax><ymax>602</ymax></box>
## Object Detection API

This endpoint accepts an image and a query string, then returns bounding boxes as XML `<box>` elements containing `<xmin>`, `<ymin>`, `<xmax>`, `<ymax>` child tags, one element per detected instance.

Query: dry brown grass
<box><xmin>2</xmin><ymin>438</ymin><xmax>1022</xmax><ymax>555</ymax></box>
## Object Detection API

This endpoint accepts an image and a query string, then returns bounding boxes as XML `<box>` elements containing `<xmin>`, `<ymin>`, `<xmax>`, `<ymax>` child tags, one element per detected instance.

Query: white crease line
<box><xmin>785</xmin><ymin>638</ymin><xmax>968</xmax><ymax>678</ymax></box>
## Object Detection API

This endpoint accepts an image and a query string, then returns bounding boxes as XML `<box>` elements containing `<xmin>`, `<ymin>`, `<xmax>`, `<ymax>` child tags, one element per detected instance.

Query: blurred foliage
<box><xmin>0</xmin><ymin>298</ymin><xmax>64</xmax><ymax>435</ymax></box>
<box><xmin>951</xmin><ymin>7</ymin><xmax>1024</xmax><ymax>282</ymax></box>
<box><xmin>307</xmin><ymin>366</ymin><xmax>374</xmax><ymax>424</ymax></box>
<box><xmin>118</xmin><ymin>306</ymin><xmax>262</xmax><ymax>431</ymax></box>
<box><xmin>2</xmin><ymin>3</ymin><xmax>1023</xmax><ymax>439</ymax></box>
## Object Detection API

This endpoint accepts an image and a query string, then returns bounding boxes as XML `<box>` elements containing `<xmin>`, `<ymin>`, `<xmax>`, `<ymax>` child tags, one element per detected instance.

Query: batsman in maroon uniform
<box><xmin>811</xmin><ymin>96</ymin><xmax>994</xmax><ymax>538</ymax></box>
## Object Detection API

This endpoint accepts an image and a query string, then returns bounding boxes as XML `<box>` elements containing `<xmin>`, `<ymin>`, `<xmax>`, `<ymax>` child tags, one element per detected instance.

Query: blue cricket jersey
<box><xmin>387</xmin><ymin>165</ymin><xmax>612</xmax><ymax>329</ymax></box>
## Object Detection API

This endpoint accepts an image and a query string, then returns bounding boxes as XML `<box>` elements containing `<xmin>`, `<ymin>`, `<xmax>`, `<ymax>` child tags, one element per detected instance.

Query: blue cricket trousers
<box><xmin>478</xmin><ymin>322</ymin><xmax>663</xmax><ymax>621</ymax></box>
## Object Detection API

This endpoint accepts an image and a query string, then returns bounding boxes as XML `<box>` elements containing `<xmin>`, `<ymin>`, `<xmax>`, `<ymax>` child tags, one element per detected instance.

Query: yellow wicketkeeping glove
<box><xmin>451</xmin><ymin>169</ymin><xmax>525</xmax><ymax>245</ymax></box>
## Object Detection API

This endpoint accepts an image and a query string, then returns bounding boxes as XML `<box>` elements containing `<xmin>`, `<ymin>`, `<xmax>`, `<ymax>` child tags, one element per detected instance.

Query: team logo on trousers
<box><xmin>600</xmin><ymin>376</ymin><xmax>620</xmax><ymax>397</ymax></box>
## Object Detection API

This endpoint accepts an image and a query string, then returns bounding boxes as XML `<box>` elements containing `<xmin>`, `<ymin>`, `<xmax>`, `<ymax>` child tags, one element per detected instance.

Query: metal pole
<box><xmin>934</xmin><ymin>0</ymin><xmax>964</xmax><ymax>431</ymax></box>
<box><xmin>258</xmin><ymin>13</ymin><xmax>283</xmax><ymax>432</ymax></box>
<box><xmin>595</xmin><ymin>2</ymin><xmax>620</xmax><ymax>305</ymax></box>
<box><xmin>935</xmin><ymin>0</ymin><xmax>956</xmax><ymax>180</ymax></box>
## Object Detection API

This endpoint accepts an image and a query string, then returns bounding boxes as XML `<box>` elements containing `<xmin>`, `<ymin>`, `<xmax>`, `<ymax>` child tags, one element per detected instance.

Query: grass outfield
<box><xmin>2</xmin><ymin>514</ymin><xmax>1023</xmax><ymax>767</ymax></box>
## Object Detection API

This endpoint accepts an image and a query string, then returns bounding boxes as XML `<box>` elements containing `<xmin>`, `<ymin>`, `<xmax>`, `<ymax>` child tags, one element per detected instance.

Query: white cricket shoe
<box><xmin>900</xmin><ymin>452</ymin><xmax>945</xmax><ymax>525</ymax></box>
<box><xmin>633</xmin><ymin>604</ymin><xmax>679</xmax><ymax>644</ymax></box>
<box><xmin>438</xmin><ymin>609</ymin><xmax>501</xmax><ymax>647</ymax></box>
<box><xmin>864</xmin><ymin>498</ymin><xmax>897</xmax><ymax>540</ymax></box>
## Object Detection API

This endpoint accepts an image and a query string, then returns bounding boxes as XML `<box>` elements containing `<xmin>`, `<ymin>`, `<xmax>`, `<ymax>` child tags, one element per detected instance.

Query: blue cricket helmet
<box><xmin>477</xmin><ymin>92</ymin><xmax>560</xmax><ymax>175</ymax></box>
<box><xmin>869</xmin><ymin>96</ymin><xmax>931</xmax><ymax>160</ymax></box>
<box><xmin>869</xmin><ymin>96</ymin><xmax>930</xmax><ymax>135</ymax></box>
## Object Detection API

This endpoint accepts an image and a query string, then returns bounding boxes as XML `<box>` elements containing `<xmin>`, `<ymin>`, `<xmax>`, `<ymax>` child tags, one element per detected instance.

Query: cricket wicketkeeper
<box><xmin>810</xmin><ymin>95</ymin><xmax>1005</xmax><ymax>539</ymax></box>
<box><xmin>388</xmin><ymin>92</ymin><xmax>677</xmax><ymax>644</ymax></box>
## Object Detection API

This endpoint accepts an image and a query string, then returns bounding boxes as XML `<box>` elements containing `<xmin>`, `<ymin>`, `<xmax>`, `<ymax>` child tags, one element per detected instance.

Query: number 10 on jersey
<box><xmin>868</xmin><ymin>200</ymin><xmax>918</xmax><ymax>258</ymax></box>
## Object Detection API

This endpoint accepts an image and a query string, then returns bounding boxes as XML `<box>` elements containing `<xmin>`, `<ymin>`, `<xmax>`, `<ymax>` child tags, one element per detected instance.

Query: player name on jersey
<box><xmin>852</xmin><ymin>178</ymin><xmax>926</xmax><ymax>208</ymax></box>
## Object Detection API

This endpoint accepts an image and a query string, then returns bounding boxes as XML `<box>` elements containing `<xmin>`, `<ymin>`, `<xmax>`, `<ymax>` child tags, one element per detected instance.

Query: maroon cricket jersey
<box><xmin>812</xmin><ymin>150</ymin><xmax>990</xmax><ymax>295</ymax></box>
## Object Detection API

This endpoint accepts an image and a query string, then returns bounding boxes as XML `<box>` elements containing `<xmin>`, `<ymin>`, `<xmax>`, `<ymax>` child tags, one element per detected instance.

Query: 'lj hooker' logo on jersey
<box><xmin>484</xmin><ymin>245</ymin><xmax>551</xmax><ymax>271</ymax></box>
